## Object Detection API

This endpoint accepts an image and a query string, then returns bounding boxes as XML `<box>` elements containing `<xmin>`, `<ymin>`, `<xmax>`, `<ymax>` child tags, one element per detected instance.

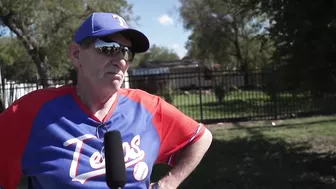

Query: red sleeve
<box><xmin>0</xmin><ymin>95</ymin><xmax>36</xmax><ymax>189</ymax></box>
<box><xmin>153</xmin><ymin>99</ymin><xmax>206</xmax><ymax>166</ymax></box>
<box><xmin>0</xmin><ymin>86</ymin><xmax>72</xmax><ymax>189</ymax></box>
<box><xmin>118</xmin><ymin>89</ymin><xmax>206</xmax><ymax>166</ymax></box>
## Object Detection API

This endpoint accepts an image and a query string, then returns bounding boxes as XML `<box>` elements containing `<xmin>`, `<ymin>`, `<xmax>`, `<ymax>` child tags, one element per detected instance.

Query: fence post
<box><xmin>0</xmin><ymin>67</ymin><xmax>5</xmax><ymax>107</ymax></box>
<box><xmin>273</xmin><ymin>68</ymin><xmax>278</xmax><ymax>120</ymax></box>
<box><xmin>35</xmin><ymin>74</ymin><xmax>40</xmax><ymax>90</ymax></box>
<box><xmin>198</xmin><ymin>66</ymin><xmax>204</xmax><ymax>122</ymax></box>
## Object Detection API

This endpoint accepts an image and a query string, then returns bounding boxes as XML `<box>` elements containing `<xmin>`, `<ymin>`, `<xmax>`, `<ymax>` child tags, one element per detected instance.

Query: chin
<box><xmin>110</xmin><ymin>80</ymin><xmax>123</xmax><ymax>90</ymax></box>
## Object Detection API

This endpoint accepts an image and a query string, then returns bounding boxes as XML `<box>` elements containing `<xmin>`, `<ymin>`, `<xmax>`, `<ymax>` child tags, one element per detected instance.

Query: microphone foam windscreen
<box><xmin>104</xmin><ymin>130</ymin><xmax>127</xmax><ymax>188</ymax></box>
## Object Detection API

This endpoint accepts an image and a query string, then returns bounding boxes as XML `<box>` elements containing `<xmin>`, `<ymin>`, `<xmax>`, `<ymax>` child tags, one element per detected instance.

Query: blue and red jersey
<box><xmin>0</xmin><ymin>85</ymin><xmax>205</xmax><ymax>189</ymax></box>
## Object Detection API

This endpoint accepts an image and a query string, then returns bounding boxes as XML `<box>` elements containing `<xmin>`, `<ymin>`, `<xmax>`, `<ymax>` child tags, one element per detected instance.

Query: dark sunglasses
<box><xmin>94</xmin><ymin>38</ymin><xmax>135</xmax><ymax>61</ymax></box>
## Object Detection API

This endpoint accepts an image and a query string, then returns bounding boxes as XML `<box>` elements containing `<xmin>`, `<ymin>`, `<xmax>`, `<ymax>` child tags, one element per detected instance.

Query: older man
<box><xmin>0</xmin><ymin>12</ymin><xmax>212</xmax><ymax>189</ymax></box>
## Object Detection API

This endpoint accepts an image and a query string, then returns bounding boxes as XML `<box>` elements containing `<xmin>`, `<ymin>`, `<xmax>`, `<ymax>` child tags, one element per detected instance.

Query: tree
<box><xmin>0</xmin><ymin>37</ymin><xmax>36</xmax><ymax>81</ymax></box>
<box><xmin>132</xmin><ymin>44</ymin><xmax>180</xmax><ymax>67</ymax></box>
<box><xmin>244</xmin><ymin>0</ymin><xmax>336</xmax><ymax>95</ymax></box>
<box><xmin>179</xmin><ymin>0</ymin><xmax>273</xmax><ymax>72</ymax></box>
<box><xmin>0</xmin><ymin>0</ymin><xmax>134</xmax><ymax>87</ymax></box>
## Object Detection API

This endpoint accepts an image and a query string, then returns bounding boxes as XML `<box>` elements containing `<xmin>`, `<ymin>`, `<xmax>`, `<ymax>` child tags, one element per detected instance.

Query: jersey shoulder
<box><xmin>8</xmin><ymin>85</ymin><xmax>74</xmax><ymax>112</ymax></box>
<box><xmin>118</xmin><ymin>88</ymin><xmax>162</xmax><ymax>113</ymax></box>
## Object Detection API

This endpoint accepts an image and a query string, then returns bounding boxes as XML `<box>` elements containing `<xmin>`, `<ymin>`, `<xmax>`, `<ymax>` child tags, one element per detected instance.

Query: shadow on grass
<box><xmin>151</xmin><ymin>130</ymin><xmax>336</xmax><ymax>189</ymax></box>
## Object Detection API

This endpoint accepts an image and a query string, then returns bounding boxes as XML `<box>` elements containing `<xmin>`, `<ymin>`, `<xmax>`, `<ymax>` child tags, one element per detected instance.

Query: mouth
<box><xmin>106</xmin><ymin>72</ymin><xmax>123</xmax><ymax>79</ymax></box>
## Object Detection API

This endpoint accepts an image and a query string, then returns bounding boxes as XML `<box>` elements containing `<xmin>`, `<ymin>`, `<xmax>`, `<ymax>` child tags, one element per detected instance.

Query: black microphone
<box><xmin>104</xmin><ymin>130</ymin><xmax>127</xmax><ymax>189</ymax></box>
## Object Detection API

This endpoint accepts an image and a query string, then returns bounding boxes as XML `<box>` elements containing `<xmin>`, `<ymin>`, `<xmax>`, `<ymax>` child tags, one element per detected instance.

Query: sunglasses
<box><xmin>94</xmin><ymin>38</ymin><xmax>135</xmax><ymax>61</ymax></box>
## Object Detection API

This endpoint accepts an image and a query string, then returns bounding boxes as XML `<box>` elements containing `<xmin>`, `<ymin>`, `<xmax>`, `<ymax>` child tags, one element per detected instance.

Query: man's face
<box><xmin>73</xmin><ymin>33</ymin><xmax>132</xmax><ymax>91</ymax></box>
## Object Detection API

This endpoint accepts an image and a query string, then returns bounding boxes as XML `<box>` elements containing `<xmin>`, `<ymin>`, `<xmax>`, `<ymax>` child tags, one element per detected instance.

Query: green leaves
<box><xmin>179</xmin><ymin>0</ymin><xmax>272</xmax><ymax>71</ymax></box>
<box><xmin>132</xmin><ymin>44</ymin><xmax>180</xmax><ymax>67</ymax></box>
<box><xmin>0</xmin><ymin>37</ymin><xmax>36</xmax><ymax>80</ymax></box>
<box><xmin>0</xmin><ymin>0</ymin><xmax>133</xmax><ymax>84</ymax></box>
<box><xmin>244</xmin><ymin>0</ymin><xmax>336</xmax><ymax>93</ymax></box>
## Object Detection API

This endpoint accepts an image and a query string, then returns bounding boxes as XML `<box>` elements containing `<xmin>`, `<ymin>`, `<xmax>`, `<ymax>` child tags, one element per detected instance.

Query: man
<box><xmin>0</xmin><ymin>12</ymin><xmax>212</xmax><ymax>189</ymax></box>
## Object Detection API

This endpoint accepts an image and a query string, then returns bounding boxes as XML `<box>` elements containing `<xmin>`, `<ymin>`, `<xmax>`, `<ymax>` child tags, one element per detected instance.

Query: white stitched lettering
<box><xmin>64</xmin><ymin>134</ymin><xmax>145</xmax><ymax>184</ymax></box>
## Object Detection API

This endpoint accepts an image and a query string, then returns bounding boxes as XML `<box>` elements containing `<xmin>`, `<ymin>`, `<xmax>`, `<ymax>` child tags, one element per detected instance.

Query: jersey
<box><xmin>0</xmin><ymin>85</ymin><xmax>205</xmax><ymax>189</ymax></box>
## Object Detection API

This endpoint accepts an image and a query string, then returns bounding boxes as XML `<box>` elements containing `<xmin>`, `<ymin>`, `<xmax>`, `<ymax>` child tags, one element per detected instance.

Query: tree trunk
<box><xmin>30</xmin><ymin>48</ymin><xmax>52</xmax><ymax>88</ymax></box>
<box><xmin>232</xmin><ymin>19</ymin><xmax>249</xmax><ymax>87</ymax></box>
<box><xmin>0</xmin><ymin>11</ymin><xmax>51</xmax><ymax>88</ymax></box>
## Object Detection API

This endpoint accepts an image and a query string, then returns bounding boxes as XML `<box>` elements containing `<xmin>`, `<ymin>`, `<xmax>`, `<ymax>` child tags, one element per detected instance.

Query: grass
<box><xmin>151</xmin><ymin>115</ymin><xmax>336</xmax><ymax>189</ymax></box>
<box><xmin>170</xmin><ymin>90</ymin><xmax>336</xmax><ymax>121</ymax></box>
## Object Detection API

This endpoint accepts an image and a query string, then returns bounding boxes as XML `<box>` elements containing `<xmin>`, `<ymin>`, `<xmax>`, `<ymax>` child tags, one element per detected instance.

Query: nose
<box><xmin>111</xmin><ymin>57</ymin><xmax>127</xmax><ymax>70</ymax></box>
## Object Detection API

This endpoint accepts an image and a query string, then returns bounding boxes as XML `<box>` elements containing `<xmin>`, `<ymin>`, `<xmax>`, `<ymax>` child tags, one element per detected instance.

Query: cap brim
<box><xmin>92</xmin><ymin>28</ymin><xmax>150</xmax><ymax>53</ymax></box>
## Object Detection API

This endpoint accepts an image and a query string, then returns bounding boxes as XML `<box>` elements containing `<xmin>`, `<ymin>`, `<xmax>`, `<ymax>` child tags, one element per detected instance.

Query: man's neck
<box><xmin>75</xmin><ymin>83</ymin><xmax>117</xmax><ymax>121</ymax></box>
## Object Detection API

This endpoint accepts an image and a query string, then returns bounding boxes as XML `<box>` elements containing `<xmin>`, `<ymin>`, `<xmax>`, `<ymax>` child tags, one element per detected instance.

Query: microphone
<box><xmin>104</xmin><ymin>130</ymin><xmax>127</xmax><ymax>189</ymax></box>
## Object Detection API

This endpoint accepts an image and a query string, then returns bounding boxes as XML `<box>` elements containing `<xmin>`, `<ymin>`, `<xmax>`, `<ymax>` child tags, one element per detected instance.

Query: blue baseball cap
<box><xmin>74</xmin><ymin>12</ymin><xmax>150</xmax><ymax>53</ymax></box>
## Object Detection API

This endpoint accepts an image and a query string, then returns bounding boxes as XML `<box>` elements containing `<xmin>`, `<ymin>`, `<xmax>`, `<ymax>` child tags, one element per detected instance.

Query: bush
<box><xmin>157</xmin><ymin>79</ymin><xmax>174</xmax><ymax>104</ymax></box>
<box><xmin>212</xmin><ymin>77</ymin><xmax>229</xmax><ymax>103</ymax></box>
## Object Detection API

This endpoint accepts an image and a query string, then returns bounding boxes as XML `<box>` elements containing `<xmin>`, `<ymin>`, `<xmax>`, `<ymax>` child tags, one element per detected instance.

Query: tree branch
<box><xmin>0</xmin><ymin>11</ymin><xmax>39</xmax><ymax>51</ymax></box>
<box><xmin>1</xmin><ymin>11</ymin><xmax>51</xmax><ymax>87</ymax></box>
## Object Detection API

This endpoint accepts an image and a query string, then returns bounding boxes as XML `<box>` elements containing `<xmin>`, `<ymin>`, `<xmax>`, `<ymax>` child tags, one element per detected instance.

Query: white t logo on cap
<box><xmin>112</xmin><ymin>14</ymin><xmax>128</xmax><ymax>28</ymax></box>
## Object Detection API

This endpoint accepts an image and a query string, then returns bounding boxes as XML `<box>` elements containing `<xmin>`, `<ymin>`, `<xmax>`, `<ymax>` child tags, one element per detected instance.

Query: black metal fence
<box><xmin>2</xmin><ymin>68</ymin><xmax>336</xmax><ymax>123</ymax></box>
<box><xmin>128</xmin><ymin>68</ymin><xmax>336</xmax><ymax>123</ymax></box>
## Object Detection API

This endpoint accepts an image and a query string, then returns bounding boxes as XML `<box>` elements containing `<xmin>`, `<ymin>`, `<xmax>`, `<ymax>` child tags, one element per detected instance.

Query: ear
<box><xmin>68</xmin><ymin>42</ymin><xmax>81</xmax><ymax>67</ymax></box>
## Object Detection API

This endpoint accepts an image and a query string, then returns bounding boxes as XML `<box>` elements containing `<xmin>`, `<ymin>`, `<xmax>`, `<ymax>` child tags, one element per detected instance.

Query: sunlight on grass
<box><xmin>211</xmin><ymin>115</ymin><xmax>336</xmax><ymax>145</ymax></box>
<box><xmin>170</xmin><ymin>91</ymin><xmax>334</xmax><ymax>121</ymax></box>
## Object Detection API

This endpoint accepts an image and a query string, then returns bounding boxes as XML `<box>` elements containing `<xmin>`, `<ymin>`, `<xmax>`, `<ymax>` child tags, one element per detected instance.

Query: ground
<box><xmin>151</xmin><ymin>115</ymin><xmax>336</xmax><ymax>189</ymax></box>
